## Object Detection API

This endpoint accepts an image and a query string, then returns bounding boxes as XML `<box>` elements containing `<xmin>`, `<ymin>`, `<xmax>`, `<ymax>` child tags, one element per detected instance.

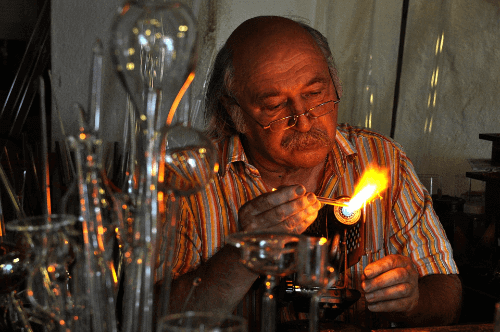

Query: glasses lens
<box><xmin>267</xmin><ymin>100</ymin><xmax>338</xmax><ymax>132</ymax></box>
<box><xmin>309</xmin><ymin>101</ymin><xmax>334</xmax><ymax>117</ymax></box>
<box><xmin>269</xmin><ymin>116</ymin><xmax>296</xmax><ymax>132</ymax></box>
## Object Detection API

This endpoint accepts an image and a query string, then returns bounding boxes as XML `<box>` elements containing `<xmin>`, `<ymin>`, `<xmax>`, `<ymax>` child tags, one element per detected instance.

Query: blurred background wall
<box><xmin>50</xmin><ymin>0</ymin><xmax>500</xmax><ymax>198</ymax></box>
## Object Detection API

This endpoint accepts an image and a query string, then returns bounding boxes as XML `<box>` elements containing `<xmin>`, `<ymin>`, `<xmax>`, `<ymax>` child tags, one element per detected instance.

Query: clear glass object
<box><xmin>418</xmin><ymin>173</ymin><xmax>442</xmax><ymax>198</ymax></box>
<box><xmin>227</xmin><ymin>232</ymin><xmax>301</xmax><ymax>332</ymax></box>
<box><xmin>111</xmin><ymin>2</ymin><xmax>212</xmax><ymax>331</ymax></box>
<box><xmin>67</xmin><ymin>131</ymin><xmax>119</xmax><ymax>332</ymax></box>
<box><xmin>158</xmin><ymin>124</ymin><xmax>217</xmax><ymax>196</ymax></box>
<box><xmin>111</xmin><ymin>0</ymin><xmax>197</xmax><ymax>132</ymax></box>
<box><xmin>0</xmin><ymin>241</ymin><xmax>31</xmax><ymax>331</ymax></box>
<box><xmin>5</xmin><ymin>215</ymin><xmax>88</xmax><ymax>331</ymax></box>
<box><xmin>296</xmin><ymin>235</ymin><xmax>341</xmax><ymax>332</ymax></box>
<box><xmin>59</xmin><ymin>38</ymin><xmax>119</xmax><ymax>332</ymax></box>
<box><xmin>155</xmin><ymin>122</ymin><xmax>217</xmax><ymax>319</ymax></box>
<box><xmin>157</xmin><ymin>311</ymin><xmax>247</xmax><ymax>332</ymax></box>
<box><xmin>0</xmin><ymin>242</ymin><xmax>27</xmax><ymax>295</ymax></box>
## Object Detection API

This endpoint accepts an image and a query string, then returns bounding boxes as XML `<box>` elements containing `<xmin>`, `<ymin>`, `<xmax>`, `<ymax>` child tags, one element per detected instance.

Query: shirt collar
<box><xmin>217</xmin><ymin>129</ymin><xmax>359</xmax><ymax>177</ymax></box>
<box><xmin>326</xmin><ymin>128</ymin><xmax>357</xmax><ymax>178</ymax></box>
<box><xmin>217</xmin><ymin>135</ymin><xmax>251</xmax><ymax>176</ymax></box>
<box><xmin>335</xmin><ymin>127</ymin><xmax>357</xmax><ymax>156</ymax></box>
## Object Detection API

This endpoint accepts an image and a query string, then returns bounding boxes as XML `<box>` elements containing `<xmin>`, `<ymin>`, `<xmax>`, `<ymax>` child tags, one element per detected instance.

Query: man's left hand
<box><xmin>361</xmin><ymin>254</ymin><xmax>419</xmax><ymax>314</ymax></box>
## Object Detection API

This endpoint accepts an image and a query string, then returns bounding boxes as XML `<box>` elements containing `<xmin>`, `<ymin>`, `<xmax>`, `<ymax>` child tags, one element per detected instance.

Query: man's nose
<box><xmin>293</xmin><ymin>112</ymin><xmax>314</xmax><ymax>132</ymax></box>
<box><xmin>289</xmin><ymin>100</ymin><xmax>313</xmax><ymax>132</ymax></box>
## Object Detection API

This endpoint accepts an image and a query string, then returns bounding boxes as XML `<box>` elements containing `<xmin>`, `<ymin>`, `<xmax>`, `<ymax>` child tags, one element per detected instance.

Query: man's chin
<box><xmin>288</xmin><ymin>146</ymin><xmax>330</xmax><ymax>165</ymax></box>
<box><xmin>289</xmin><ymin>141</ymin><xmax>330</xmax><ymax>151</ymax></box>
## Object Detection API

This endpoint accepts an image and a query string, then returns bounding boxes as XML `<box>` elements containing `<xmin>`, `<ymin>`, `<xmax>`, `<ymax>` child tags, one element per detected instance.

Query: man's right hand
<box><xmin>238</xmin><ymin>185</ymin><xmax>321</xmax><ymax>234</ymax></box>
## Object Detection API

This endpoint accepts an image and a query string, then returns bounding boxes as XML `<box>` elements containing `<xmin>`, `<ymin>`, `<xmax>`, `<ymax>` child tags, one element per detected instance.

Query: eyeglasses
<box><xmin>233</xmin><ymin>89</ymin><xmax>341</xmax><ymax>132</ymax></box>
<box><xmin>262</xmin><ymin>99</ymin><xmax>340</xmax><ymax>132</ymax></box>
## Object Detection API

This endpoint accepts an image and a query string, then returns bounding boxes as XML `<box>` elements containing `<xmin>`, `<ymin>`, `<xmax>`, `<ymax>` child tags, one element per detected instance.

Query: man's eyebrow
<box><xmin>253</xmin><ymin>76</ymin><xmax>330</xmax><ymax>102</ymax></box>
<box><xmin>304</xmin><ymin>76</ymin><xmax>329</xmax><ymax>87</ymax></box>
<box><xmin>254</xmin><ymin>90</ymin><xmax>282</xmax><ymax>103</ymax></box>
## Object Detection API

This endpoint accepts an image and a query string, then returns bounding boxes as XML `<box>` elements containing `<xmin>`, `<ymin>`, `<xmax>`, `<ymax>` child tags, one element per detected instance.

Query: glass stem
<box><xmin>309</xmin><ymin>292</ymin><xmax>322</xmax><ymax>332</ymax></box>
<box><xmin>122</xmin><ymin>90</ymin><xmax>160</xmax><ymax>332</ymax></box>
<box><xmin>261</xmin><ymin>275</ymin><xmax>277</xmax><ymax>332</ymax></box>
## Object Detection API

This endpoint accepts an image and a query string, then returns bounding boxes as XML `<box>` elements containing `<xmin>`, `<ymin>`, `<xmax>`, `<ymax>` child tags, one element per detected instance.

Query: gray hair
<box><xmin>204</xmin><ymin>20</ymin><xmax>342</xmax><ymax>141</ymax></box>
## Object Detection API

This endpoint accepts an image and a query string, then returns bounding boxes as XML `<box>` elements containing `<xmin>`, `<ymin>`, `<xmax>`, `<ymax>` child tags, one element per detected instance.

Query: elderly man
<box><xmin>164</xmin><ymin>16</ymin><xmax>462</xmax><ymax>329</ymax></box>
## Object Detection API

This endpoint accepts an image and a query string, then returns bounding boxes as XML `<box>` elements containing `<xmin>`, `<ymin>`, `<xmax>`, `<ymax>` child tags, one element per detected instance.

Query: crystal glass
<box><xmin>0</xmin><ymin>242</ymin><xmax>27</xmax><ymax>295</ymax></box>
<box><xmin>418</xmin><ymin>173</ymin><xmax>442</xmax><ymax>198</ymax></box>
<box><xmin>5</xmin><ymin>215</ymin><xmax>88</xmax><ymax>331</ymax></box>
<box><xmin>296</xmin><ymin>235</ymin><xmax>341</xmax><ymax>332</ymax></box>
<box><xmin>56</xmin><ymin>38</ymin><xmax>119</xmax><ymax>332</ymax></box>
<box><xmin>0</xmin><ymin>241</ymin><xmax>31</xmax><ymax>331</ymax></box>
<box><xmin>111</xmin><ymin>2</ymin><xmax>199</xmax><ymax>331</ymax></box>
<box><xmin>228</xmin><ymin>232</ymin><xmax>301</xmax><ymax>332</ymax></box>
<box><xmin>157</xmin><ymin>311</ymin><xmax>247</xmax><ymax>332</ymax></box>
<box><xmin>111</xmin><ymin>0</ymin><xmax>197</xmax><ymax>131</ymax></box>
<box><xmin>158</xmin><ymin>124</ymin><xmax>216</xmax><ymax>196</ymax></box>
<box><xmin>67</xmin><ymin>132</ymin><xmax>119</xmax><ymax>332</ymax></box>
<box><xmin>155</xmin><ymin>122</ymin><xmax>216</xmax><ymax>318</ymax></box>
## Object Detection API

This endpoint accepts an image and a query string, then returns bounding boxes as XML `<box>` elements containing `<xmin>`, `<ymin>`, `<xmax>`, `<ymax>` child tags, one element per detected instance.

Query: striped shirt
<box><xmin>163</xmin><ymin>123</ymin><xmax>458</xmax><ymax>326</ymax></box>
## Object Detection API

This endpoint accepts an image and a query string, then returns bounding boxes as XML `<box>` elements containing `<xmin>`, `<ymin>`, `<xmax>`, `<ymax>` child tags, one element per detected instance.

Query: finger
<box><xmin>364</xmin><ymin>281</ymin><xmax>414</xmax><ymax>305</ymax></box>
<box><xmin>364</xmin><ymin>254</ymin><xmax>411</xmax><ymax>279</ymax></box>
<box><xmin>270</xmin><ymin>194</ymin><xmax>321</xmax><ymax>233</ymax></box>
<box><xmin>242</xmin><ymin>185</ymin><xmax>306</xmax><ymax>217</ymax></box>
<box><xmin>264</xmin><ymin>192</ymin><xmax>318</xmax><ymax>222</ymax></box>
<box><xmin>366</xmin><ymin>296</ymin><xmax>416</xmax><ymax>313</ymax></box>
<box><xmin>240</xmin><ymin>191</ymin><xmax>319</xmax><ymax>233</ymax></box>
<box><xmin>362</xmin><ymin>266</ymin><xmax>415</xmax><ymax>293</ymax></box>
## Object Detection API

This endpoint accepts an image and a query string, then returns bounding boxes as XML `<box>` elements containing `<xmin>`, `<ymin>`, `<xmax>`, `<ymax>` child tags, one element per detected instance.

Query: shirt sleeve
<box><xmin>389</xmin><ymin>151</ymin><xmax>458</xmax><ymax>277</ymax></box>
<box><xmin>156</xmin><ymin>196</ymin><xmax>203</xmax><ymax>281</ymax></box>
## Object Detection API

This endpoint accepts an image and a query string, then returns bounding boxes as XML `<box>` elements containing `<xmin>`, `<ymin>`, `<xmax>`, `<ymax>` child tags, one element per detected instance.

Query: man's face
<box><xmin>230</xmin><ymin>31</ymin><xmax>338</xmax><ymax>171</ymax></box>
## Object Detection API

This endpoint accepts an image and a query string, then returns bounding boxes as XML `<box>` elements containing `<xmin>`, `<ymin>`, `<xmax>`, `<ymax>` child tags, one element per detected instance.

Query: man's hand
<box><xmin>361</xmin><ymin>254</ymin><xmax>419</xmax><ymax>314</ymax></box>
<box><xmin>238</xmin><ymin>185</ymin><xmax>321</xmax><ymax>234</ymax></box>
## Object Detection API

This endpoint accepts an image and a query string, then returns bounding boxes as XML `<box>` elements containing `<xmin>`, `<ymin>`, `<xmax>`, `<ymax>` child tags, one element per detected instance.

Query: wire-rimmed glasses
<box><xmin>263</xmin><ymin>99</ymin><xmax>340</xmax><ymax>132</ymax></box>
<box><xmin>235</xmin><ymin>94</ymin><xmax>341</xmax><ymax>133</ymax></box>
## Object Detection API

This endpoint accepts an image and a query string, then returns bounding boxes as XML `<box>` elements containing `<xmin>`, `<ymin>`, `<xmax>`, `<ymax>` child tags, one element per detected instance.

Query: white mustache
<box><xmin>281</xmin><ymin>128</ymin><xmax>333</xmax><ymax>150</ymax></box>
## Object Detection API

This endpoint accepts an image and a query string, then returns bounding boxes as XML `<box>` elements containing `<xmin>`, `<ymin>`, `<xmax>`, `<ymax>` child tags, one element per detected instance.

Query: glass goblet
<box><xmin>5</xmin><ymin>214</ymin><xmax>87</xmax><ymax>331</ymax></box>
<box><xmin>227</xmin><ymin>232</ymin><xmax>301</xmax><ymax>332</ymax></box>
<box><xmin>296</xmin><ymin>235</ymin><xmax>341</xmax><ymax>332</ymax></box>
<box><xmin>156</xmin><ymin>122</ymin><xmax>217</xmax><ymax>317</ymax></box>
<box><xmin>157</xmin><ymin>311</ymin><xmax>247</xmax><ymax>332</ymax></box>
<box><xmin>0</xmin><ymin>241</ymin><xmax>31</xmax><ymax>331</ymax></box>
<box><xmin>0</xmin><ymin>242</ymin><xmax>28</xmax><ymax>295</ymax></box>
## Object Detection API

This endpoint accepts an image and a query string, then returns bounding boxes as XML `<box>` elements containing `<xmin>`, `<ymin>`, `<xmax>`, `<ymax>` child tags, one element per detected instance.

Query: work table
<box><xmin>374</xmin><ymin>323</ymin><xmax>493</xmax><ymax>332</ymax></box>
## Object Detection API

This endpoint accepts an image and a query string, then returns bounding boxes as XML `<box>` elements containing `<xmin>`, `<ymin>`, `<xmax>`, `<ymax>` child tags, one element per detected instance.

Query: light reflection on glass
<box><xmin>424</xmin><ymin>30</ymin><xmax>445</xmax><ymax>135</ymax></box>
<box><xmin>423</xmin><ymin>115</ymin><xmax>434</xmax><ymax>134</ymax></box>
<box><xmin>364</xmin><ymin>110</ymin><xmax>372</xmax><ymax>129</ymax></box>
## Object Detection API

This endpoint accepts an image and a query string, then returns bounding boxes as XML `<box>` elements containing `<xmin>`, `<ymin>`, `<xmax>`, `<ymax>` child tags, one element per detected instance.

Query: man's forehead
<box><xmin>228</xmin><ymin>17</ymin><xmax>327</xmax><ymax>95</ymax></box>
<box><xmin>228</xmin><ymin>16</ymin><xmax>304</xmax><ymax>47</ymax></box>
<box><xmin>228</xmin><ymin>16</ymin><xmax>315</xmax><ymax>59</ymax></box>
<box><xmin>250</xmin><ymin>74</ymin><xmax>331</xmax><ymax>102</ymax></box>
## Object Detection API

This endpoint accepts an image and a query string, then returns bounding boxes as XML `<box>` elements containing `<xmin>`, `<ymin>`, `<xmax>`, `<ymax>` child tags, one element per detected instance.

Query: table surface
<box><xmin>374</xmin><ymin>323</ymin><xmax>493</xmax><ymax>332</ymax></box>
<box><xmin>279</xmin><ymin>321</ymin><xmax>493</xmax><ymax>332</ymax></box>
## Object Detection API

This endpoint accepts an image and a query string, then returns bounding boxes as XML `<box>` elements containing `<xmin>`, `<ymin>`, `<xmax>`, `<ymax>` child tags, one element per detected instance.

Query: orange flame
<box><xmin>346</xmin><ymin>165</ymin><xmax>389</xmax><ymax>213</ymax></box>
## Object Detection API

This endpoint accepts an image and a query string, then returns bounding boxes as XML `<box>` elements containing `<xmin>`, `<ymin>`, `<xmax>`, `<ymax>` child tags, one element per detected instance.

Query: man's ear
<box><xmin>219</xmin><ymin>94</ymin><xmax>247</xmax><ymax>134</ymax></box>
